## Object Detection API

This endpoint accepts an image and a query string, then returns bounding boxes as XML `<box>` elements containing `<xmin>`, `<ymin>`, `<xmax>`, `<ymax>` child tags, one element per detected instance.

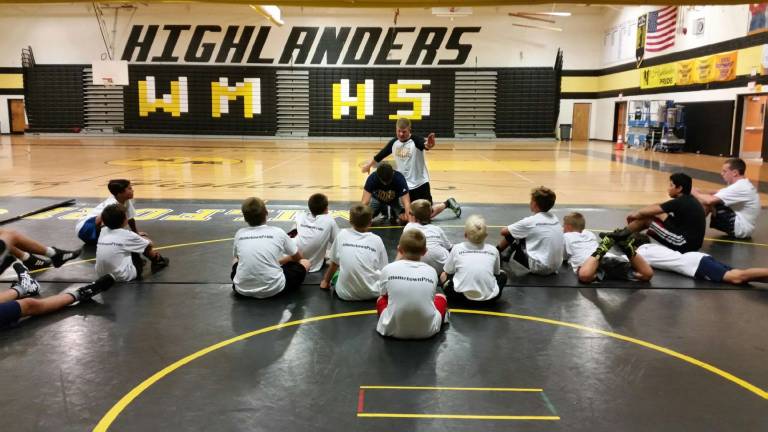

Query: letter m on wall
<box><xmin>332</xmin><ymin>79</ymin><xmax>373</xmax><ymax>120</ymax></box>
<box><xmin>138</xmin><ymin>76</ymin><xmax>189</xmax><ymax>117</ymax></box>
<box><xmin>211</xmin><ymin>78</ymin><xmax>262</xmax><ymax>118</ymax></box>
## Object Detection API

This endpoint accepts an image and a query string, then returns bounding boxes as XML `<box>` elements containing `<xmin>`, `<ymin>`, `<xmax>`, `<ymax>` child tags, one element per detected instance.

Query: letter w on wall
<box><xmin>332</xmin><ymin>79</ymin><xmax>373</xmax><ymax>120</ymax></box>
<box><xmin>139</xmin><ymin>76</ymin><xmax>189</xmax><ymax>117</ymax></box>
<box><xmin>211</xmin><ymin>78</ymin><xmax>262</xmax><ymax>118</ymax></box>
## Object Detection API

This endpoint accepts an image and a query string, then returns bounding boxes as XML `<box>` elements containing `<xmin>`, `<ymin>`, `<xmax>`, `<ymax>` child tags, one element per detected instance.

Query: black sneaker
<box><xmin>591</xmin><ymin>235</ymin><xmax>614</xmax><ymax>259</ymax></box>
<box><xmin>50</xmin><ymin>247</ymin><xmax>82</xmax><ymax>268</ymax></box>
<box><xmin>600</xmin><ymin>227</ymin><xmax>632</xmax><ymax>242</ymax></box>
<box><xmin>445</xmin><ymin>197</ymin><xmax>462</xmax><ymax>218</ymax></box>
<box><xmin>23</xmin><ymin>255</ymin><xmax>52</xmax><ymax>271</ymax></box>
<box><xmin>0</xmin><ymin>240</ymin><xmax>12</xmax><ymax>274</ymax></box>
<box><xmin>151</xmin><ymin>255</ymin><xmax>170</xmax><ymax>273</ymax></box>
<box><xmin>69</xmin><ymin>274</ymin><xmax>115</xmax><ymax>302</ymax></box>
<box><xmin>499</xmin><ymin>247</ymin><xmax>513</xmax><ymax>263</ymax></box>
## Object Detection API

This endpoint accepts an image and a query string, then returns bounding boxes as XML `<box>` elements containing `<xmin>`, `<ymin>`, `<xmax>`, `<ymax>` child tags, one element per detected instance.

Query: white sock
<box><xmin>45</xmin><ymin>247</ymin><xmax>56</xmax><ymax>257</ymax></box>
<box><xmin>19</xmin><ymin>252</ymin><xmax>30</xmax><ymax>261</ymax></box>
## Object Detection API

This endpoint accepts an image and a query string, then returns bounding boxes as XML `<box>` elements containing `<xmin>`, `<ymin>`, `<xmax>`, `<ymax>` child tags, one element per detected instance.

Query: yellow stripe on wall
<box><xmin>0</xmin><ymin>73</ymin><xmax>23</xmax><ymax>89</ymax></box>
<box><xmin>560</xmin><ymin>76</ymin><xmax>599</xmax><ymax>93</ymax></box>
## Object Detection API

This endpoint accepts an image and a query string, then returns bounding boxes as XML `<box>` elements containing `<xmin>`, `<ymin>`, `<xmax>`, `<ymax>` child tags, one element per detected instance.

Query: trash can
<box><xmin>559</xmin><ymin>123</ymin><xmax>572</xmax><ymax>141</ymax></box>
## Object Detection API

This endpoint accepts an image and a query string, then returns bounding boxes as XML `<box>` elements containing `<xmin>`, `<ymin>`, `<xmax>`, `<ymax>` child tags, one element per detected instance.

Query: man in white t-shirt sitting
<box><xmin>75</xmin><ymin>179</ymin><xmax>147</xmax><ymax>246</ymax></box>
<box><xmin>96</xmin><ymin>204</ymin><xmax>169</xmax><ymax>282</ymax></box>
<box><xmin>497</xmin><ymin>186</ymin><xmax>564</xmax><ymax>275</ymax></box>
<box><xmin>634</xmin><ymin>233</ymin><xmax>768</xmax><ymax>286</ymax></box>
<box><xmin>692</xmin><ymin>158</ymin><xmax>761</xmax><ymax>239</ymax></box>
<box><xmin>232</xmin><ymin>197</ymin><xmax>310</xmax><ymax>299</ymax></box>
<box><xmin>562</xmin><ymin>212</ymin><xmax>653</xmax><ymax>284</ymax></box>
<box><xmin>376</xmin><ymin>229</ymin><xmax>448</xmax><ymax>339</ymax></box>
<box><xmin>441</xmin><ymin>215</ymin><xmax>507</xmax><ymax>304</ymax></box>
<box><xmin>292</xmin><ymin>193</ymin><xmax>339</xmax><ymax>273</ymax></box>
<box><xmin>320</xmin><ymin>204</ymin><xmax>388</xmax><ymax>300</ymax></box>
<box><xmin>402</xmin><ymin>199</ymin><xmax>452</xmax><ymax>275</ymax></box>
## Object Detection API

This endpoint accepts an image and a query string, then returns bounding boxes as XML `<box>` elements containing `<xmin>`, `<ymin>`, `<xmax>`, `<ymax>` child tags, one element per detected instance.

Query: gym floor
<box><xmin>0</xmin><ymin>136</ymin><xmax>766</xmax><ymax>431</ymax></box>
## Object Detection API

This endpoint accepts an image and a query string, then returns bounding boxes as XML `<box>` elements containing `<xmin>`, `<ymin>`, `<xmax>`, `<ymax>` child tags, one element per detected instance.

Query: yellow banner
<box><xmin>676</xmin><ymin>60</ymin><xmax>695</xmax><ymax>85</ymax></box>
<box><xmin>713</xmin><ymin>51</ymin><xmax>737</xmax><ymax>81</ymax></box>
<box><xmin>694</xmin><ymin>56</ymin><xmax>715</xmax><ymax>83</ymax></box>
<box><xmin>640</xmin><ymin>63</ymin><xmax>676</xmax><ymax>89</ymax></box>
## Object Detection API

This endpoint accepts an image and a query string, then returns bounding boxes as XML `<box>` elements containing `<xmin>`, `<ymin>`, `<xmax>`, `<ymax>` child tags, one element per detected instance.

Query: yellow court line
<box><xmin>93</xmin><ymin>309</ymin><xmax>767</xmax><ymax>431</ymax></box>
<box><xmin>357</xmin><ymin>413</ymin><xmax>560</xmax><ymax>420</ymax></box>
<box><xmin>360</xmin><ymin>386</ymin><xmax>542</xmax><ymax>392</ymax></box>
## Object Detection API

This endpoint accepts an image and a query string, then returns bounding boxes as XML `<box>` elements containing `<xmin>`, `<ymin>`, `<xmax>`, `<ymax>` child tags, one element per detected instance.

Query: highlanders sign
<box><xmin>121</xmin><ymin>25</ymin><xmax>480</xmax><ymax>66</ymax></box>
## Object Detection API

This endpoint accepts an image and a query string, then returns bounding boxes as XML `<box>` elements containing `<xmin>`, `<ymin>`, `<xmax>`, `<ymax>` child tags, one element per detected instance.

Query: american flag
<box><xmin>645</xmin><ymin>6</ymin><xmax>677</xmax><ymax>53</ymax></box>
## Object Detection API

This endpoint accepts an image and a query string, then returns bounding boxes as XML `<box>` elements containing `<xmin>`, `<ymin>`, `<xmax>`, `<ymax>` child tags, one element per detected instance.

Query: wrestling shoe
<box><xmin>151</xmin><ymin>254</ymin><xmax>170</xmax><ymax>273</ymax></box>
<box><xmin>0</xmin><ymin>240</ymin><xmax>12</xmax><ymax>274</ymax></box>
<box><xmin>617</xmin><ymin>234</ymin><xmax>648</xmax><ymax>258</ymax></box>
<box><xmin>66</xmin><ymin>274</ymin><xmax>115</xmax><ymax>302</ymax></box>
<box><xmin>599</xmin><ymin>227</ymin><xmax>632</xmax><ymax>242</ymax></box>
<box><xmin>591</xmin><ymin>235</ymin><xmax>614</xmax><ymax>259</ymax></box>
<box><xmin>51</xmin><ymin>247</ymin><xmax>82</xmax><ymax>268</ymax></box>
<box><xmin>445</xmin><ymin>197</ymin><xmax>462</xmax><ymax>218</ymax></box>
<box><xmin>11</xmin><ymin>262</ymin><xmax>40</xmax><ymax>298</ymax></box>
<box><xmin>23</xmin><ymin>255</ymin><xmax>52</xmax><ymax>271</ymax></box>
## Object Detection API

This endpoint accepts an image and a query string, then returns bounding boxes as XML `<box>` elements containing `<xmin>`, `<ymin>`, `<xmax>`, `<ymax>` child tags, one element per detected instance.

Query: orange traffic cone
<box><xmin>614</xmin><ymin>134</ymin><xmax>624</xmax><ymax>151</ymax></box>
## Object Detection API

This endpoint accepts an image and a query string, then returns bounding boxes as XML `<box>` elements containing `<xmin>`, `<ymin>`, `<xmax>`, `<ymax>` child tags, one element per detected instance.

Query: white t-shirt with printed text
<box><xmin>443</xmin><ymin>242</ymin><xmax>501</xmax><ymax>301</ymax></box>
<box><xmin>636</xmin><ymin>243</ymin><xmax>707</xmax><ymax>277</ymax></box>
<box><xmin>508</xmin><ymin>212</ymin><xmax>564</xmax><ymax>274</ymax></box>
<box><xmin>330</xmin><ymin>228</ymin><xmax>389</xmax><ymax>301</ymax></box>
<box><xmin>233</xmin><ymin>225</ymin><xmax>298</xmax><ymax>298</ymax></box>
<box><xmin>715</xmin><ymin>178</ymin><xmax>761</xmax><ymax>238</ymax></box>
<box><xmin>403</xmin><ymin>222</ymin><xmax>451</xmax><ymax>274</ymax></box>
<box><xmin>295</xmin><ymin>212</ymin><xmax>339</xmax><ymax>272</ymax></box>
<box><xmin>563</xmin><ymin>231</ymin><xmax>627</xmax><ymax>273</ymax></box>
<box><xmin>377</xmin><ymin>260</ymin><xmax>442</xmax><ymax>339</ymax></box>
<box><xmin>95</xmin><ymin>227</ymin><xmax>150</xmax><ymax>282</ymax></box>
<box><xmin>75</xmin><ymin>197</ymin><xmax>137</xmax><ymax>234</ymax></box>
<box><xmin>393</xmin><ymin>138</ymin><xmax>429</xmax><ymax>189</ymax></box>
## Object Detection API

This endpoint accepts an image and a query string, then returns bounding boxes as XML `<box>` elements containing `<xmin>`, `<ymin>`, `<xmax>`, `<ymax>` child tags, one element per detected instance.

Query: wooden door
<box><xmin>741</xmin><ymin>95</ymin><xmax>766</xmax><ymax>159</ymax></box>
<box><xmin>572</xmin><ymin>103</ymin><xmax>591</xmax><ymax>141</ymax></box>
<box><xmin>9</xmin><ymin>99</ymin><xmax>27</xmax><ymax>133</ymax></box>
<box><xmin>615</xmin><ymin>102</ymin><xmax>627</xmax><ymax>142</ymax></box>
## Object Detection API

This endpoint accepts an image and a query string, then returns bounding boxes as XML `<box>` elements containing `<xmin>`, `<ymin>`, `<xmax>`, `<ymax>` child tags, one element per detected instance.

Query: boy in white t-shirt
<box><xmin>562</xmin><ymin>212</ymin><xmax>653</xmax><ymax>284</ymax></box>
<box><xmin>441</xmin><ymin>215</ymin><xmax>507</xmax><ymax>304</ymax></box>
<box><xmin>634</xmin><ymin>233</ymin><xmax>768</xmax><ymax>286</ymax></box>
<box><xmin>292</xmin><ymin>193</ymin><xmax>339</xmax><ymax>273</ymax></box>
<box><xmin>693</xmin><ymin>158</ymin><xmax>761</xmax><ymax>239</ymax></box>
<box><xmin>376</xmin><ymin>229</ymin><xmax>448</xmax><ymax>339</ymax></box>
<box><xmin>232</xmin><ymin>197</ymin><xmax>310</xmax><ymax>299</ymax></box>
<box><xmin>497</xmin><ymin>186</ymin><xmax>564</xmax><ymax>275</ymax></box>
<box><xmin>76</xmin><ymin>179</ymin><xmax>148</xmax><ymax>245</ymax></box>
<box><xmin>402</xmin><ymin>199</ymin><xmax>452</xmax><ymax>275</ymax></box>
<box><xmin>320</xmin><ymin>204</ymin><xmax>388</xmax><ymax>300</ymax></box>
<box><xmin>96</xmin><ymin>204</ymin><xmax>169</xmax><ymax>282</ymax></box>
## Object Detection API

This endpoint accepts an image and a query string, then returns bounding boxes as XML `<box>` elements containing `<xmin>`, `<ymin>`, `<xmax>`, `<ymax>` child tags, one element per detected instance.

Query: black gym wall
<box><xmin>683</xmin><ymin>100</ymin><xmax>735</xmax><ymax>156</ymax></box>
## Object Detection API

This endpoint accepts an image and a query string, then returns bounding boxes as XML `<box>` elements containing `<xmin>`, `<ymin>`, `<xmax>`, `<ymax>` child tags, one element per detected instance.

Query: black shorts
<box><xmin>231</xmin><ymin>261</ymin><xmax>307</xmax><ymax>296</ymax></box>
<box><xmin>693</xmin><ymin>256</ymin><xmax>732</xmax><ymax>283</ymax></box>
<box><xmin>595</xmin><ymin>256</ymin><xmax>633</xmax><ymax>281</ymax></box>
<box><xmin>409</xmin><ymin>182</ymin><xmax>433</xmax><ymax>203</ymax></box>
<box><xmin>0</xmin><ymin>300</ymin><xmax>22</xmax><ymax>328</ymax></box>
<box><xmin>710</xmin><ymin>203</ymin><xmax>736</xmax><ymax>236</ymax></box>
<box><xmin>648</xmin><ymin>217</ymin><xmax>690</xmax><ymax>252</ymax></box>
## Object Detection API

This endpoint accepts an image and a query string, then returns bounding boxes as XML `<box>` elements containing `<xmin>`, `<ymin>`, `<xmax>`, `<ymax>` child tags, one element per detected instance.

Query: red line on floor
<box><xmin>358</xmin><ymin>389</ymin><xmax>365</xmax><ymax>413</ymax></box>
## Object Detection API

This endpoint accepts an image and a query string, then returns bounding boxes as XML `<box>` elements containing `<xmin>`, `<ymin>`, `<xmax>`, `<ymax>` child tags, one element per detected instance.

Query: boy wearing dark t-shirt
<box><xmin>362</xmin><ymin>162</ymin><xmax>411</xmax><ymax>224</ymax></box>
<box><xmin>608</xmin><ymin>173</ymin><xmax>705</xmax><ymax>253</ymax></box>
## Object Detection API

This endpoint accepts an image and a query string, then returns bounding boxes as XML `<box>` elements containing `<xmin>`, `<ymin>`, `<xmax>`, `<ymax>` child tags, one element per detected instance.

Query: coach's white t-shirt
<box><xmin>443</xmin><ymin>242</ymin><xmax>500</xmax><ymax>301</ymax></box>
<box><xmin>715</xmin><ymin>178</ymin><xmax>761</xmax><ymax>238</ymax></box>
<box><xmin>403</xmin><ymin>222</ymin><xmax>451</xmax><ymax>274</ymax></box>
<box><xmin>508</xmin><ymin>212</ymin><xmax>564</xmax><ymax>274</ymax></box>
<box><xmin>96</xmin><ymin>227</ymin><xmax>149</xmax><ymax>282</ymax></box>
<box><xmin>393</xmin><ymin>137</ymin><xmax>429</xmax><ymax>190</ymax></box>
<box><xmin>636</xmin><ymin>243</ymin><xmax>707</xmax><ymax>277</ymax></box>
<box><xmin>233</xmin><ymin>225</ymin><xmax>297</xmax><ymax>298</ymax></box>
<box><xmin>377</xmin><ymin>260</ymin><xmax>442</xmax><ymax>339</ymax></box>
<box><xmin>563</xmin><ymin>231</ymin><xmax>627</xmax><ymax>273</ymax></box>
<box><xmin>295</xmin><ymin>212</ymin><xmax>339</xmax><ymax>272</ymax></box>
<box><xmin>330</xmin><ymin>228</ymin><xmax>388</xmax><ymax>301</ymax></box>
<box><xmin>75</xmin><ymin>197</ymin><xmax>136</xmax><ymax>234</ymax></box>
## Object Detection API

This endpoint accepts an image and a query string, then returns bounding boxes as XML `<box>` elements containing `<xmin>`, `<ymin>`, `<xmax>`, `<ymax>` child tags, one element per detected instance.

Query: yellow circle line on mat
<box><xmin>93</xmin><ymin>309</ymin><xmax>767</xmax><ymax>431</ymax></box>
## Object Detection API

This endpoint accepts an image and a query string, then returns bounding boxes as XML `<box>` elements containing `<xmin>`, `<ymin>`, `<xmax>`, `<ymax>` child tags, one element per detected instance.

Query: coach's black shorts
<box><xmin>709</xmin><ymin>203</ymin><xmax>736</xmax><ymax>237</ymax></box>
<box><xmin>409</xmin><ymin>182</ymin><xmax>433</xmax><ymax>203</ymax></box>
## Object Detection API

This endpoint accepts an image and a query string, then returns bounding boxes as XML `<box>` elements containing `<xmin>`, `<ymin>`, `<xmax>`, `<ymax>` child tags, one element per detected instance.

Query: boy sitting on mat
<box><xmin>440</xmin><ymin>215</ymin><xmax>507</xmax><ymax>304</ymax></box>
<box><xmin>401</xmin><ymin>199</ymin><xmax>452</xmax><ymax>275</ymax></box>
<box><xmin>376</xmin><ymin>229</ymin><xmax>448</xmax><ymax>339</ymax></box>
<box><xmin>320</xmin><ymin>204</ymin><xmax>388</xmax><ymax>301</ymax></box>
<box><xmin>0</xmin><ymin>228</ymin><xmax>80</xmax><ymax>271</ymax></box>
<box><xmin>562</xmin><ymin>212</ymin><xmax>653</xmax><ymax>284</ymax></box>
<box><xmin>497</xmin><ymin>186</ymin><xmax>564</xmax><ymax>276</ymax></box>
<box><xmin>75</xmin><ymin>179</ymin><xmax>147</xmax><ymax>246</ymax></box>
<box><xmin>292</xmin><ymin>193</ymin><xmax>339</xmax><ymax>273</ymax></box>
<box><xmin>96</xmin><ymin>204</ymin><xmax>169</xmax><ymax>282</ymax></box>
<box><xmin>232</xmin><ymin>197</ymin><xmax>309</xmax><ymax>298</ymax></box>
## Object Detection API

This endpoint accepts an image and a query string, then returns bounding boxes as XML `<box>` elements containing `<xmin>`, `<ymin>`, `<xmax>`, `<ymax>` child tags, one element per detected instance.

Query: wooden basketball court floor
<box><xmin>0</xmin><ymin>134</ymin><xmax>767</xmax><ymax>431</ymax></box>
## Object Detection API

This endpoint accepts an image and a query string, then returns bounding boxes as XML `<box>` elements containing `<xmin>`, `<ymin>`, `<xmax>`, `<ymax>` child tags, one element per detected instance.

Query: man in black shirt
<box><xmin>362</xmin><ymin>162</ymin><xmax>411</xmax><ymax>224</ymax></box>
<box><xmin>607</xmin><ymin>173</ymin><xmax>705</xmax><ymax>253</ymax></box>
